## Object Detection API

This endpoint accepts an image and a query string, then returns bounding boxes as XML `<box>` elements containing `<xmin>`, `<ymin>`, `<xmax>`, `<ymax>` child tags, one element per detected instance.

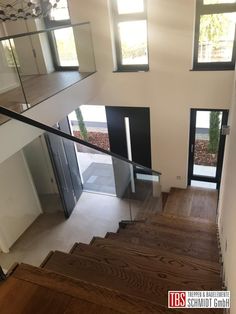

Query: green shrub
<box><xmin>75</xmin><ymin>107</ymin><xmax>88</xmax><ymax>141</ymax></box>
<box><xmin>208</xmin><ymin>111</ymin><xmax>220</xmax><ymax>154</ymax></box>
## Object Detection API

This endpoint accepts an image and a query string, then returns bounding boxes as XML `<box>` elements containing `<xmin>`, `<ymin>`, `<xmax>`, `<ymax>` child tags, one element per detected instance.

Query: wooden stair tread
<box><xmin>112</xmin><ymin>229</ymin><xmax>219</xmax><ymax>258</ymax></box>
<box><xmin>42</xmin><ymin>250</ymin><xmax>194</xmax><ymax>307</ymax></box>
<box><xmin>12</xmin><ymin>263</ymin><xmax>171</xmax><ymax>314</ymax></box>
<box><xmin>71</xmin><ymin>242</ymin><xmax>221</xmax><ymax>290</ymax></box>
<box><xmin>121</xmin><ymin>221</ymin><xmax>218</xmax><ymax>243</ymax></box>
<box><xmin>119</xmin><ymin>225</ymin><xmax>219</xmax><ymax>253</ymax></box>
<box><xmin>0</xmin><ymin>275</ymin><xmax>121</xmax><ymax>314</ymax></box>
<box><xmin>0</xmin><ymin>276</ymin><xmax>71</xmax><ymax>314</ymax></box>
<box><xmin>148</xmin><ymin>213</ymin><xmax>217</xmax><ymax>233</ymax></box>
<box><xmin>106</xmin><ymin>232</ymin><xmax>219</xmax><ymax>262</ymax></box>
<box><xmin>90</xmin><ymin>237</ymin><xmax>221</xmax><ymax>271</ymax></box>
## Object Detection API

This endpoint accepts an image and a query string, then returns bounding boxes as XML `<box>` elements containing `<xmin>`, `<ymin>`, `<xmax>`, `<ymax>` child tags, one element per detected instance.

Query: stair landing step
<box><xmin>148</xmin><ymin>213</ymin><xmax>217</xmax><ymax>234</ymax></box>
<box><xmin>163</xmin><ymin>187</ymin><xmax>218</xmax><ymax>223</ymax></box>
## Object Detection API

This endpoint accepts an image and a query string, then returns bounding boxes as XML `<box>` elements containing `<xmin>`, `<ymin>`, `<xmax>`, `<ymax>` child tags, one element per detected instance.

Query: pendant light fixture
<box><xmin>0</xmin><ymin>0</ymin><xmax>60</xmax><ymax>21</ymax></box>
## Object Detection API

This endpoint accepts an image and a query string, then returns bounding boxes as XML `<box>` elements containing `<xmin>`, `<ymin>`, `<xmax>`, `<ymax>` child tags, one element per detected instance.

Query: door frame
<box><xmin>188</xmin><ymin>108</ymin><xmax>229</xmax><ymax>189</ymax></box>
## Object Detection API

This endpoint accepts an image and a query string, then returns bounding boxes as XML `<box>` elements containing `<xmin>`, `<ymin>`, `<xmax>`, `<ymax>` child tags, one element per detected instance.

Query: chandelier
<box><xmin>0</xmin><ymin>0</ymin><xmax>61</xmax><ymax>21</ymax></box>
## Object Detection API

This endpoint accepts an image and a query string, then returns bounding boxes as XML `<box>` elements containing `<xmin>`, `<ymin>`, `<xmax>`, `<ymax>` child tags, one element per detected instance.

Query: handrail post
<box><xmin>0</xmin><ymin>266</ymin><xmax>6</xmax><ymax>281</ymax></box>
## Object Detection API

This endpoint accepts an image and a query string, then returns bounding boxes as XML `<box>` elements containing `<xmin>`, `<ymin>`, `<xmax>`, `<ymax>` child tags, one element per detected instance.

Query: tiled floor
<box><xmin>0</xmin><ymin>192</ymin><xmax>136</xmax><ymax>271</ymax></box>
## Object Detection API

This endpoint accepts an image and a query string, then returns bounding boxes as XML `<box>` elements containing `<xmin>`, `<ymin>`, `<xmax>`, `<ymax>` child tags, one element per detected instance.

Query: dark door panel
<box><xmin>105</xmin><ymin>106</ymin><xmax>152</xmax><ymax>168</ymax></box>
<box><xmin>45</xmin><ymin>132</ymin><xmax>77</xmax><ymax>218</ymax></box>
<box><xmin>59</xmin><ymin>118</ymin><xmax>83</xmax><ymax>200</ymax></box>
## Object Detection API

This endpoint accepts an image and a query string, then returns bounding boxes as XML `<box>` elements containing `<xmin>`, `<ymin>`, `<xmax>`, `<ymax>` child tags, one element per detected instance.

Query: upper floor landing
<box><xmin>0</xmin><ymin>22</ymin><xmax>96</xmax><ymax>125</ymax></box>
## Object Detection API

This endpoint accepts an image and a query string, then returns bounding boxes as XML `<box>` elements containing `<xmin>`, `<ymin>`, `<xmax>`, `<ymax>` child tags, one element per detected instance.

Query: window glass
<box><xmin>117</xmin><ymin>0</ymin><xmax>144</xmax><ymax>14</ymax></box>
<box><xmin>204</xmin><ymin>0</ymin><xmax>236</xmax><ymax>4</ymax></box>
<box><xmin>198</xmin><ymin>12</ymin><xmax>236</xmax><ymax>62</ymax></box>
<box><xmin>53</xmin><ymin>28</ymin><xmax>79</xmax><ymax>66</ymax></box>
<box><xmin>49</xmin><ymin>0</ymin><xmax>70</xmax><ymax>20</ymax></box>
<box><xmin>118</xmin><ymin>20</ymin><xmax>148</xmax><ymax>65</ymax></box>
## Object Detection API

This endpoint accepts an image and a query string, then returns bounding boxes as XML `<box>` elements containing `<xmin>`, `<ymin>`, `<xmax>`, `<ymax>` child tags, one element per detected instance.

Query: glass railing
<box><xmin>0</xmin><ymin>23</ymin><xmax>96</xmax><ymax>126</ymax></box>
<box><xmin>0</xmin><ymin>106</ymin><xmax>162</xmax><ymax>225</ymax></box>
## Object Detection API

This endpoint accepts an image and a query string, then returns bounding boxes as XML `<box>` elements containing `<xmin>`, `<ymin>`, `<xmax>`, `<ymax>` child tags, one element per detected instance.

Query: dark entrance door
<box><xmin>105</xmin><ymin>106</ymin><xmax>152</xmax><ymax>168</ymax></box>
<box><xmin>45</xmin><ymin>117</ymin><xmax>83</xmax><ymax>218</ymax></box>
<box><xmin>188</xmin><ymin>109</ymin><xmax>228</xmax><ymax>189</ymax></box>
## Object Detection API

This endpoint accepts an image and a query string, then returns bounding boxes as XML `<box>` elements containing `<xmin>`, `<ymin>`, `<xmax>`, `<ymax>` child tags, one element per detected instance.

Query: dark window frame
<box><xmin>44</xmin><ymin>2</ymin><xmax>79</xmax><ymax>71</ymax></box>
<box><xmin>188</xmin><ymin>108</ymin><xmax>229</xmax><ymax>190</ymax></box>
<box><xmin>111</xmin><ymin>0</ymin><xmax>149</xmax><ymax>72</ymax></box>
<box><xmin>193</xmin><ymin>0</ymin><xmax>236</xmax><ymax>71</ymax></box>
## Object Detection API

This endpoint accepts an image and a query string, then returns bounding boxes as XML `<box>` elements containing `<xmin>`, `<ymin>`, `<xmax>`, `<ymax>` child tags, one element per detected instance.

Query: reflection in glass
<box><xmin>118</xmin><ymin>20</ymin><xmax>148</xmax><ymax>65</ymax></box>
<box><xmin>2</xmin><ymin>39</ymin><xmax>20</xmax><ymax>67</ymax></box>
<box><xmin>54</xmin><ymin>28</ymin><xmax>79</xmax><ymax>67</ymax></box>
<box><xmin>0</xmin><ymin>39</ymin><xmax>27</xmax><ymax>123</ymax></box>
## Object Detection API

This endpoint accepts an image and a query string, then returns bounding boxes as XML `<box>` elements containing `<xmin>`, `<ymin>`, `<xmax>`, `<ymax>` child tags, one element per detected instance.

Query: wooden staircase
<box><xmin>0</xmin><ymin>191</ymin><xmax>223</xmax><ymax>313</ymax></box>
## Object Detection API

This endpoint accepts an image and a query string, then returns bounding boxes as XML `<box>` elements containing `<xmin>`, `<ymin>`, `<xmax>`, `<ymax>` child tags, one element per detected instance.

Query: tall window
<box><xmin>44</xmin><ymin>0</ymin><xmax>79</xmax><ymax>70</ymax></box>
<box><xmin>112</xmin><ymin>0</ymin><xmax>149</xmax><ymax>72</ymax></box>
<box><xmin>193</xmin><ymin>0</ymin><xmax>236</xmax><ymax>70</ymax></box>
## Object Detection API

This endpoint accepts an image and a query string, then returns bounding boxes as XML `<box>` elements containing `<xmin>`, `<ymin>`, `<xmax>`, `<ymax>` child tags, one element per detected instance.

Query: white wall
<box><xmin>0</xmin><ymin>151</ymin><xmax>42</xmax><ymax>253</ymax></box>
<box><xmin>73</xmin><ymin>23</ymin><xmax>96</xmax><ymax>72</ymax></box>
<box><xmin>218</xmin><ymin>75</ymin><xmax>236</xmax><ymax>313</ymax></box>
<box><xmin>23</xmin><ymin>136</ymin><xmax>58</xmax><ymax>195</ymax></box>
<box><xmin>68</xmin><ymin>0</ymin><xmax>234</xmax><ymax>191</ymax></box>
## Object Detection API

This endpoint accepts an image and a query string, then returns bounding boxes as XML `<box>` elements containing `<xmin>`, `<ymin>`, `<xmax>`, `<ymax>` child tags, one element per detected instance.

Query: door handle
<box><xmin>191</xmin><ymin>144</ymin><xmax>194</xmax><ymax>154</ymax></box>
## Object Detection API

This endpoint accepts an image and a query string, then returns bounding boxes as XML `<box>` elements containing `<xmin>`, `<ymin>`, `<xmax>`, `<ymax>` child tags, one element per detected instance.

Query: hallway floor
<box><xmin>0</xmin><ymin>192</ymin><xmax>135</xmax><ymax>271</ymax></box>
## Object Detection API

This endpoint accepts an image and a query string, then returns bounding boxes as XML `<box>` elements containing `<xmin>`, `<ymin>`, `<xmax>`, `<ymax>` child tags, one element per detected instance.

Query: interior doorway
<box><xmin>188</xmin><ymin>109</ymin><xmax>228</xmax><ymax>189</ymax></box>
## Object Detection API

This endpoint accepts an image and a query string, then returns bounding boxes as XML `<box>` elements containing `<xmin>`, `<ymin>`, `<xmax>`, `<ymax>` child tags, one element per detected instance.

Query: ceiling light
<box><xmin>0</xmin><ymin>0</ymin><xmax>60</xmax><ymax>21</ymax></box>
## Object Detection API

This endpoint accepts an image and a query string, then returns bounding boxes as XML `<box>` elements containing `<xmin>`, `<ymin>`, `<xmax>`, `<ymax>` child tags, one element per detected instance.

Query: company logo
<box><xmin>169</xmin><ymin>291</ymin><xmax>186</xmax><ymax>308</ymax></box>
<box><xmin>168</xmin><ymin>291</ymin><xmax>230</xmax><ymax>309</ymax></box>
